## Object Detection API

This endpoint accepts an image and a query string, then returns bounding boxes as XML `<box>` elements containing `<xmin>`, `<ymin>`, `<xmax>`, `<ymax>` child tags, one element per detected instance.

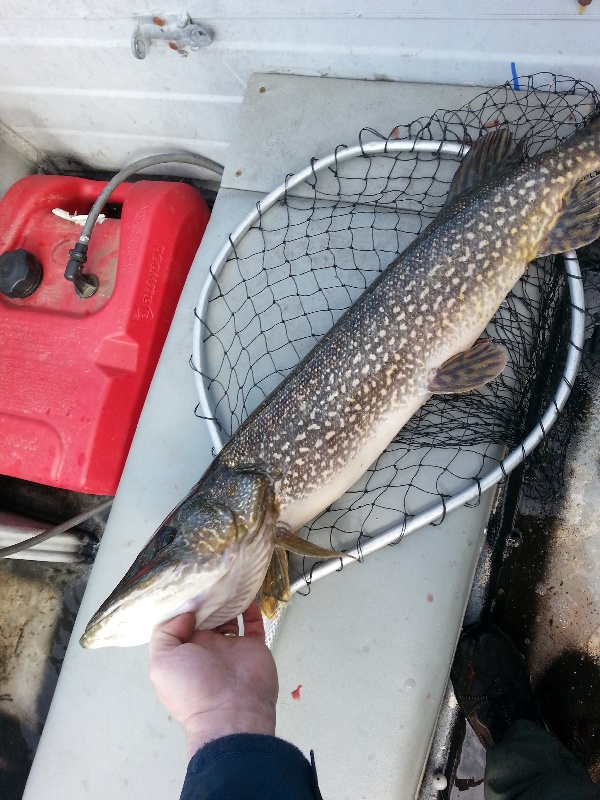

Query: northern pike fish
<box><xmin>81</xmin><ymin>119</ymin><xmax>600</xmax><ymax>648</ymax></box>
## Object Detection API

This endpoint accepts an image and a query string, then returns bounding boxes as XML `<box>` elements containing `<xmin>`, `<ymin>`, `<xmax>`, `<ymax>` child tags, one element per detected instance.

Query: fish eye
<box><xmin>157</xmin><ymin>526</ymin><xmax>177</xmax><ymax>550</ymax></box>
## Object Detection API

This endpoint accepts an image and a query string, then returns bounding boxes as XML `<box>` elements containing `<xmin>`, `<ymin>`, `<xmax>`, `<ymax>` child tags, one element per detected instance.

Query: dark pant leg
<box><xmin>484</xmin><ymin>719</ymin><xmax>600</xmax><ymax>800</ymax></box>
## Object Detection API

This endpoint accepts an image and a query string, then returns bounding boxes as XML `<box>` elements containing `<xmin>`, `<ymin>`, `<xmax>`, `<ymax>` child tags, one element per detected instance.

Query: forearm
<box><xmin>180</xmin><ymin>734</ymin><xmax>322</xmax><ymax>800</ymax></box>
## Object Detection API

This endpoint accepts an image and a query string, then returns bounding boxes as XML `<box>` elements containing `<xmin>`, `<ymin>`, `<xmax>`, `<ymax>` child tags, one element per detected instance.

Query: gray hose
<box><xmin>65</xmin><ymin>152</ymin><xmax>225</xmax><ymax>296</ymax></box>
<box><xmin>79</xmin><ymin>153</ymin><xmax>224</xmax><ymax>244</ymax></box>
<box><xmin>0</xmin><ymin>498</ymin><xmax>114</xmax><ymax>558</ymax></box>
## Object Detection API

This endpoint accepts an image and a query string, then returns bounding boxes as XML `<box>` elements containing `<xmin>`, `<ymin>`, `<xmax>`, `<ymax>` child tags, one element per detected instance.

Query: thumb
<box><xmin>149</xmin><ymin>613</ymin><xmax>197</xmax><ymax>658</ymax></box>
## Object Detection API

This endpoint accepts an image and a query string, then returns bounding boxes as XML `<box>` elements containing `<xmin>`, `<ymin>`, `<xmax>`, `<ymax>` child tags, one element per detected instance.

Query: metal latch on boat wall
<box><xmin>131</xmin><ymin>12</ymin><xmax>212</xmax><ymax>59</ymax></box>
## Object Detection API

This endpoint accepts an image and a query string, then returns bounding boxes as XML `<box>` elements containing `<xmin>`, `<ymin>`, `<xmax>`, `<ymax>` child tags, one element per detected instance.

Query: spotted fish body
<box><xmin>221</xmin><ymin>119</ymin><xmax>600</xmax><ymax>531</ymax></box>
<box><xmin>82</xmin><ymin>120</ymin><xmax>600</xmax><ymax>648</ymax></box>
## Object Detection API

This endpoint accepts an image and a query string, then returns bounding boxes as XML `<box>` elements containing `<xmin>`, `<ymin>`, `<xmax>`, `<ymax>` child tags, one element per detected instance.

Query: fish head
<box><xmin>80</xmin><ymin>464</ymin><xmax>280</xmax><ymax>648</ymax></box>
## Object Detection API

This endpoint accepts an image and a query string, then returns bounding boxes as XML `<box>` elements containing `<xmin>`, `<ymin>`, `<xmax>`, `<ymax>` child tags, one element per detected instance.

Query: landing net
<box><xmin>192</xmin><ymin>73</ymin><xmax>599</xmax><ymax>600</ymax></box>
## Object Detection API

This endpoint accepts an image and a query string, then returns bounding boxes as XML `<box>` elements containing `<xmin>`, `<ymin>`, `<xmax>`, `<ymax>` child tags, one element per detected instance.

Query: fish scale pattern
<box><xmin>193</xmin><ymin>73</ymin><xmax>600</xmax><ymax>591</ymax></box>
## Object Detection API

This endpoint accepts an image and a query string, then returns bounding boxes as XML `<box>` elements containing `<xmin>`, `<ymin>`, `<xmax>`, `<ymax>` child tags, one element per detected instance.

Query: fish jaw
<box><xmin>80</xmin><ymin>465</ymin><xmax>280</xmax><ymax>648</ymax></box>
<box><xmin>79</xmin><ymin>555</ymin><xmax>234</xmax><ymax>648</ymax></box>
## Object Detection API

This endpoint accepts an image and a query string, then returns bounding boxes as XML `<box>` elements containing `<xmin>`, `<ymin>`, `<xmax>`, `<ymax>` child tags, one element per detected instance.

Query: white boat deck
<box><xmin>22</xmin><ymin>75</ymin><xmax>503</xmax><ymax>800</ymax></box>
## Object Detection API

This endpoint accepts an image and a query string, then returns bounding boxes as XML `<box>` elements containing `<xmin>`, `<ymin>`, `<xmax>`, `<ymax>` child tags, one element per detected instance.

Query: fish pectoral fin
<box><xmin>428</xmin><ymin>339</ymin><xmax>508</xmax><ymax>394</ymax></box>
<box><xmin>276</xmin><ymin>529</ymin><xmax>356</xmax><ymax>560</ymax></box>
<box><xmin>444</xmin><ymin>129</ymin><xmax>525</xmax><ymax>208</ymax></box>
<box><xmin>259</xmin><ymin>545</ymin><xmax>290</xmax><ymax>620</ymax></box>
<box><xmin>538</xmin><ymin>173</ymin><xmax>600</xmax><ymax>255</ymax></box>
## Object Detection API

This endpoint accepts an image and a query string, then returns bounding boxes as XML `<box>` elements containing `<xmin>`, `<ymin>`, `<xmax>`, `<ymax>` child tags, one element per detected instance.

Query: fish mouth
<box><xmin>79</xmin><ymin>559</ymin><xmax>193</xmax><ymax>648</ymax></box>
<box><xmin>79</xmin><ymin>627</ymin><xmax>104</xmax><ymax>649</ymax></box>
<box><xmin>80</xmin><ymin>498</ymin><xmax>240</xmax><ymax>648</ymax></box>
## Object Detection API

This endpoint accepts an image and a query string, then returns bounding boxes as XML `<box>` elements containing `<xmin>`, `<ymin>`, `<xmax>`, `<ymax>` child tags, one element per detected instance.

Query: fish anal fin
<box><xmin>428</xmin><ymin>339</ymin><xmax>508</xmax><ymax>394</ymax></box>
<box><xmin>276</xmin><ymin>529</ymin><xmax>356</xmax><ymax>560</ymax></box>
<box><xmin>259</xmin><ymin>545</ymin><xmax>290</xmax><ymax>620</ymax></box>
<box><xmin>445</xmin><ymin>129</ymin><xmax>524</xmax><ymax>208</ymax></box>
<box><xmin>539</xmin><ymin>173</ymin><xmax>600</xmax><ymax>255</ymax></box>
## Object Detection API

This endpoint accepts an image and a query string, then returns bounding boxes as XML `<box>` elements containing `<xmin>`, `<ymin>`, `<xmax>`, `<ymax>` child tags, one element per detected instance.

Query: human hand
<box><xmin>149</xmin><ymin>600</ymin><xmax>278</xmax><ymax>757</ymax></box>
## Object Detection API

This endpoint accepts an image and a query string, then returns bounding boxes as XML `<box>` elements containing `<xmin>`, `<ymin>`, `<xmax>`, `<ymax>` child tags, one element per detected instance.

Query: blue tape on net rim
<box><xmin>511</xmin><ymin>62</ymin><xmax>520</xmax><ymax>91</ymax></box>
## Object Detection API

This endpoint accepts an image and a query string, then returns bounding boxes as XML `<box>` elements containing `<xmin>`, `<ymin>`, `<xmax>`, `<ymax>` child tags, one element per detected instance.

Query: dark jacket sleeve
<box><xmin>179</xmin><ymin>733</ymin><xmax>322</xmax><ymax>800</ymax></box>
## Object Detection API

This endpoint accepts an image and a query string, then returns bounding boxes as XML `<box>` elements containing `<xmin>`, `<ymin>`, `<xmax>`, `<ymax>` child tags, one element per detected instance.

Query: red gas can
<box><xmin>0</xmin><ymin>175</ymin><xmax>210</xmax><ymax>494</ymax></box>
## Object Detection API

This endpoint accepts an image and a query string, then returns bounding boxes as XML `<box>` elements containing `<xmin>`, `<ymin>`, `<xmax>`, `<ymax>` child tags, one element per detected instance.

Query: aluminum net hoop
<box><xmin>192</xmin><ymin>139</ymin><xmax>585</xmax><ymax>594</ymax></box>
<box><xmin>193</xmin><ymin>138</ymin><xmax>467</xmax><ymax>453</ymax></box>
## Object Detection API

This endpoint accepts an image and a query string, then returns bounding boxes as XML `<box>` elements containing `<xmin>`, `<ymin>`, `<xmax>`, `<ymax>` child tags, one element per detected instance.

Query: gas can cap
<box><xmin>0</xmin><ymin>249</ymin><xmax>43</xmax><ymax>298</ymax></box>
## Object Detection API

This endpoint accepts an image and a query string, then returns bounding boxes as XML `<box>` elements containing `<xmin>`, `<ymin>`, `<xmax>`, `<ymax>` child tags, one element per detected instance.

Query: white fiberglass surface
<box><xmin>23</xmin><ymin>74</ymin><xmax>584</xmax><ymax>800</ymax></box>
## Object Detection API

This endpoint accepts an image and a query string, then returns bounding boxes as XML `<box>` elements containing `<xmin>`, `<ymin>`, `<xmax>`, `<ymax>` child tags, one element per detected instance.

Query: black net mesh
<box><xmin>520</xmin><ymin>240</ymin><xmax>600</xmax><ymax>513</ymax></box>
<box><xmin>193</xmin><ymin>73</ymin><xmax>600</xmax><ymax>593</ymax></box>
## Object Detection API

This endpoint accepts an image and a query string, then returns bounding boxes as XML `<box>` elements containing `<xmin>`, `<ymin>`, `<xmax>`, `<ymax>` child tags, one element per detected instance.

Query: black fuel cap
<box><xmin>0</xmin><ymin>249</ymin><xmax>43</xmax><ymax>298</ymax></box>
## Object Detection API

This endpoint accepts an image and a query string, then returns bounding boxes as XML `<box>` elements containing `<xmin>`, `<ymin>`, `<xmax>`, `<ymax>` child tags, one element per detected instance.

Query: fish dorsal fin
<box><xmin>428</xmin><ymin>339</ymin><xmax>508</xmax><ymax>394</ymax></box>
<box><xmin>444</xmin><ymin>129</ymin><xmax>523</xmax><ymax>208</ymax></box>
<box><xmin>259</xmin><ymin>545</ymin><xmax>290</xmax><ymax>620</ymax></box>
<box><xmin>538</xmin><ymin>172</ymin><xmax>600</xmax><ymax>256</ymax></box>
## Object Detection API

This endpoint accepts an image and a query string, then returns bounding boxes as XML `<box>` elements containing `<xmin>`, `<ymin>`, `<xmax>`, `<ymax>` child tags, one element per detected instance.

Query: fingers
<box><xmin>211</xmin><ymin>601</ymin><xmax>265</xmax><ymax>640</ymax></box>
<box><xmin>213</xmin><ymin>618</ymin><xmax>240</xmax><ymax>637</ymax></box>
<box><xmin>149</xmin><ymin>612</ymin><xmax>197</xmax><ymax>659</ymax></box>
<box><xmin>241</xmin><ymin>600</ymin><xmax>266</xmax><ymax>640</ymax></box>
<box><xmin>152</xmin><ymin>602</ymin><xmax>265</xmax><ymax>645</ymax></box>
